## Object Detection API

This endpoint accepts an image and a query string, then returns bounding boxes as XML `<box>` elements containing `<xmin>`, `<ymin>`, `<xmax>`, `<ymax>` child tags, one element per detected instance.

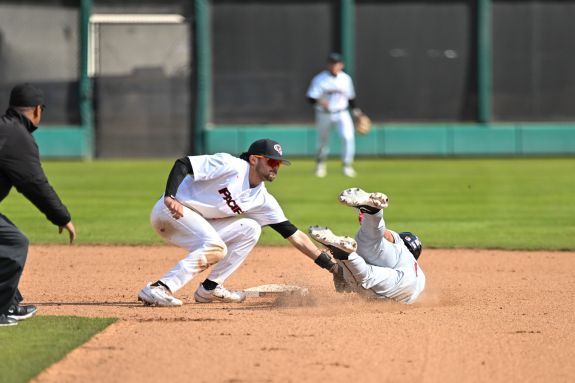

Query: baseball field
<box><xmin>1</xmin><ymin>158</ymin><xmax>574</xmax><ymax>383</ymax></box>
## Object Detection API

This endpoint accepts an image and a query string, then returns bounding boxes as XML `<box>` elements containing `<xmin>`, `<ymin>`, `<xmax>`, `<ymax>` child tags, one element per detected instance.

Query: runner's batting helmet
<box><xmin>399</xmin><ymin>232</ymin><xmax>422</xmax><ymax>260</ymax></box>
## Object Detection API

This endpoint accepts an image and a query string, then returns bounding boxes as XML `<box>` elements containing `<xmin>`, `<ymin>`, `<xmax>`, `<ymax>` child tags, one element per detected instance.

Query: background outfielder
<box><xmin>309</xmin><ymin>188</ymin><xmax>425</xmax><ymax>304</ymax></box>
<box><xmin>306</xmin><ymin>53</ymin><xmax>366</xmax><ymax>178</ymax></box>
<box><xmin>138</xmin><ymin>138</ymin><xmax>340</xmax><ymax>306</ymax></box>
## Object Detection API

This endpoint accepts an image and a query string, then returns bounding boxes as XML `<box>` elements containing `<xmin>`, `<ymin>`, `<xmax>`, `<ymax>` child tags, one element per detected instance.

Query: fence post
<box><xmin>193</xmin><ymin>0</ymin><xmax>211</xmax><ymax>154</ymax></box>
<box><xmin>80</xmin><ymin>0</ymin><xmax>94</xmax><ymax>159</ymax></box>
<box><xmin>340</xmin><ymin>0</ymin><xmax>355</xmax><ymax>78</ymax></box>
<box><xmin>478</xmin><ymin>0</ymin><xmax>492</xmax><ymax>124</ymax></box>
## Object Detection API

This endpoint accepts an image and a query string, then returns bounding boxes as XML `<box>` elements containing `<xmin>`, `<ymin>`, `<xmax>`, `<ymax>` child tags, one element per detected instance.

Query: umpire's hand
<box><xmin>59</xmin><ymin>221</ymin><xmax>77</xmax><ymax>244</ymax></box>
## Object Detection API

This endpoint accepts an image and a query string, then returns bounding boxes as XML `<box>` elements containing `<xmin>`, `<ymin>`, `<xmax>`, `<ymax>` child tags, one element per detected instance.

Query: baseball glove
<box><xmin>353</xmin><ymin>111</ymin><xmax>371</xmax><ymax>135</ymax></box>
<box><xmin>332</xmin><ymin>265</ymin><xmax>353</xmax><ymax>293</ymax></box>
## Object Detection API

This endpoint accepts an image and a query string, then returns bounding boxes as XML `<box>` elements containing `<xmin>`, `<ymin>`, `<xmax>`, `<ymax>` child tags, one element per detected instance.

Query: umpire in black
<box><xmin>0</xmin><ymin>83</ymin><xmax>76</xmax><ymax>327</ymax></box>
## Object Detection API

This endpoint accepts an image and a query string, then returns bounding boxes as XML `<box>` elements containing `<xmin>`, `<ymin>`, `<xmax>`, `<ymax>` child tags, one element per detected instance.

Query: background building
<box><xmin>1</xmin><ymin>0</ymin><xmax>574</xmax><ymax>158</ymax></box>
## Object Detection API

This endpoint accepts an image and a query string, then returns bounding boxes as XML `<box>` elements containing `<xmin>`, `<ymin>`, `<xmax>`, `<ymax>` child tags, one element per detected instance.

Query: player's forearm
<box><xmin>287</xmin><ymin>230</ymin><xmax>339</xmax><ymax>272</ymax></box>
<box><xmin>17</xmin><ymin>180</ymin><xmax>71</xmax><ymax>226</ymax></box>
<box><xmin>286</xmin><ymin>230</ymin><xmax>322</xmax><ymax>260</ymax></box>
<box><xmin>308</xmin><ymin>97</ymin><xmax>330</xmax><ymax>111</ymax></box>
<box><xmin>287</xmin><ymin>231</ymin><xmax>338</xmax><ymax>273</ymax></box>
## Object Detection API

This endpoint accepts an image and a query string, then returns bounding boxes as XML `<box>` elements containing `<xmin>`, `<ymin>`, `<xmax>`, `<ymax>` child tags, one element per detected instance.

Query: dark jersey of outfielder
<box><xmin>174</xmin><ymin>153</ymin><xmax>288</xmax><ymax>226</ymax></box>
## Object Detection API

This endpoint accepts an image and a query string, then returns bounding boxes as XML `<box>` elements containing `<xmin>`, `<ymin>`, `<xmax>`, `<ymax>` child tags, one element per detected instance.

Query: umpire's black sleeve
<box><xmin>0</xmin><ymin>124</ymin><xmax>71</xmax><ymax>226</ymax></box>
<box><xmin>164</xmin><ymin>157</ymin><xmax>193</xmax><ymax>198</ymax></box>
<box><xmin>16</xmin><ymin>178</ymin><xmax>71</xmax><ymax>226</ymax></box>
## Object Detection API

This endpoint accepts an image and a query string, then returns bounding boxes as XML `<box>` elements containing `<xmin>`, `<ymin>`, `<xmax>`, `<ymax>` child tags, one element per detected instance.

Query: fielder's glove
<box><xmin>332</xmin><ymin>264</ymin><xmax>353</xmax><ymax>293</ymax></box>
<box><xmin>353</xmin><ymin>108</ymin><xmax>371</xmax><ymax>135</ymax></box>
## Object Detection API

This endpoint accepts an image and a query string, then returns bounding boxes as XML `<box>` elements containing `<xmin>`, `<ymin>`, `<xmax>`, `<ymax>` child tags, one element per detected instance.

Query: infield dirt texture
<box><xmin>24</xmin><ymin>245</ymin><xmax>575</xmax><ymax>383</ymax></box>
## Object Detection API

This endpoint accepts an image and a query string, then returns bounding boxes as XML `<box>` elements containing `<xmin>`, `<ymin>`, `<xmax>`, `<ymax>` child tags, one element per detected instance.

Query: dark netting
<box><xmin>91</xmin><ymin>8</ymin><xmax>191</xmax><ymax>157</ymax></box>
<box><xmin>493</xmin><ymin>1</ymin><xmax>575</xmax><ymax>121</ymax></box>
<box><xmin>212</xmin><ymin>0</ymin><xmax>337</xmax><ymax>124</ymax></box>
<box><xmin>0</xmin><ymin>1</ymin><xmax>80</xmax><ymax>125</ymax></box>
<box><xmin>356</xmin><ymin>0</ymin><xmax>477</xmax><ymax>122</ymax></box>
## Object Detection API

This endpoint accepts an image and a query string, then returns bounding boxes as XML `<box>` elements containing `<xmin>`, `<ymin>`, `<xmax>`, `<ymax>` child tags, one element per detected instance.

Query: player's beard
<box><xmin>256</xmin><ymin>160</ymin><xmax>277</xmax><ymax>182</ymax></box>
<box><xmin>264</xmin><ymin>167</ymin><xmax>277</xmax><ymax>182</ymax></box>
<box><xmin>266</xmin><ymin>170</ymin><xmax>277</xmax><ymax>182</ymax></box>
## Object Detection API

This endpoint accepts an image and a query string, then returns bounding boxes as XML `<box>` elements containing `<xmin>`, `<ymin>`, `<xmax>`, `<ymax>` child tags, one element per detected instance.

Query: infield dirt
<box><xmin>22</xmin><ymin>245</ymin><xmax>575</xmax><ymax>383</ymax></box>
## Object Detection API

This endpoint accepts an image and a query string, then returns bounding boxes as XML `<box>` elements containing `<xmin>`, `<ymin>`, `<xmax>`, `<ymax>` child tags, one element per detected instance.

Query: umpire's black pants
<box><xmin>0</xmin><ymin>213</ymin><xmax>28</xmax><ymax>315</ymax></box>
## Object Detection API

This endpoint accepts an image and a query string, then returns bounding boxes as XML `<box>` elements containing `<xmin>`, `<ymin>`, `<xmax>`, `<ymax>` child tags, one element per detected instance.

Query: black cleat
<box><xmin>7</xmin><ymin>304</ymin><xmax>37</xmax><ymax>321</ymax></box>
<box><xmin>0</xmin><ymin>314</ymin><xmax>18</xmax><ymax>326</ymax></box>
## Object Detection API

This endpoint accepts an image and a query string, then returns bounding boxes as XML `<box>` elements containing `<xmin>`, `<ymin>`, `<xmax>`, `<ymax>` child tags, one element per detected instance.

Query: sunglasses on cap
<box><xmin>253</xmin><ymin>155</ymin><xmax>283</xmax><ymax>168</ymax></box>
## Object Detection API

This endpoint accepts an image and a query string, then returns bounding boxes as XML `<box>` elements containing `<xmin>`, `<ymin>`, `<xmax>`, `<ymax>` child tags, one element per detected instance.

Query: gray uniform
<box><xmin>338</xmin><ymin>211</ymin><xmax>426</xmax><ymax>303</ymax></box>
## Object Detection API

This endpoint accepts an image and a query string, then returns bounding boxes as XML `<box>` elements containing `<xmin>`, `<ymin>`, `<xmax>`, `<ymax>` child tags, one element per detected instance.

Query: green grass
<box><xmin>0</xmin><ymin>157</ymin><xmax>572</xmax><ymax>382</ymax></box>
<box><xmin>0</xmin><ymin>316</ymin><xmax>116</xmax><ymax>383</ymax></box>
<box><xmin>2</xmin><ymin>157</ymin><xmax>574</xmax><ymax>250</ymax></box>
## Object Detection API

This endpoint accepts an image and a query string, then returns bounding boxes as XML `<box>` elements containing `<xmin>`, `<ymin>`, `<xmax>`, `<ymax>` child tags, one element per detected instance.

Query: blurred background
<box><xmin>1</xmin><ymin>0</ymin><xmax>574</xmax><ymax>159</ymax></box>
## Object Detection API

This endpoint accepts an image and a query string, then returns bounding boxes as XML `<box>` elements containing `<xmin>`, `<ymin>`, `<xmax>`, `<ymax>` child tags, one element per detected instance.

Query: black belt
<box><xmin>317</xmin><ymin>108</ymin><xmax>348</xmax><ymax>114</ymax></box>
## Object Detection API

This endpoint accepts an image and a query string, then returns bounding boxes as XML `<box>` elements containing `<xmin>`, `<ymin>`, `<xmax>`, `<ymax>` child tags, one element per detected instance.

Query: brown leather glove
<box><xmin>332</xmin><ymin>264</ymin><xmax>353</xmax><ymax>293</ymax></box>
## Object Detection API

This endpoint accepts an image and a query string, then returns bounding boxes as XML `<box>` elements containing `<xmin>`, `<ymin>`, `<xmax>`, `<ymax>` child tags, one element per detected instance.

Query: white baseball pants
<box><xmin>315</xmin><ymin>110</ymin><xmax>355</xmax><ymax>166</ymax></box>
<box><xmin>339</xmin><ymin>211</ymin><xmax>426</xmax><ymax>303</ymax></box>
<box><xmin>150</xmin><ymin>198</ymin><xmax>261</xmax><ymax>293</ymax></box>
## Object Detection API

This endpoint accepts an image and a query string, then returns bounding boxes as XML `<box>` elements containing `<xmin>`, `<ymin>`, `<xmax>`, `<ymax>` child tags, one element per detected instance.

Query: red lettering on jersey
<box><xmin>414</xmin><ymin>262</ymin><xmax>418</xmax><ymax>277</ymax></box>
<box><xmin>218</xmin><ymin>187</ymin><xmax>243</xmax><ymax>214</ymax></box>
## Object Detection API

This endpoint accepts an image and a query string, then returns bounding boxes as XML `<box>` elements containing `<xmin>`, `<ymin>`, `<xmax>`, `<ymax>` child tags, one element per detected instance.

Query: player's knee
<box><xmin>204</xmin><ymin>240</ymin><xmax>227</xmax><ymax>266</ymax></box>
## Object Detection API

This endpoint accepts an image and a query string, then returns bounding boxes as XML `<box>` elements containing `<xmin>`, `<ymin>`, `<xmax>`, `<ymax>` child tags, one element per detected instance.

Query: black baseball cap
<box><xmin>327</xmin><ymin>52</ymin><xmax>343</xmax><ymax>64</ymax></box>
<box><xmin>246</xmin><ymin>138</ymin><xmax>291</xmax><ymax>165</ymax></box>
<box><xmin>9</xmin><ymin>83</ymin><xmax>45</xmax><ymax>108</ymax></box>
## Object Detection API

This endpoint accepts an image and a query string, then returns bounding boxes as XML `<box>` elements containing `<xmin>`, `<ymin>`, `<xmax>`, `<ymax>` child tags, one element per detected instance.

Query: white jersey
<box><xmin>174</xmin><ymin>153</ymin><xmax>288</xmax><ymax>226</ymax></box>
<box><xmin>307</xmin><ymin>70</ymin><xmax>356</xmax><ymax>113</ymax></box>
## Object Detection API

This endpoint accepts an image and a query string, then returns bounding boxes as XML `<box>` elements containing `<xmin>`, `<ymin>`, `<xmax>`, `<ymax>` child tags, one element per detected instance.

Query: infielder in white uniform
<box><xmin>306</xmin><ymin>53</ymin><xmax>364</xmax><ymax>178</ymax></box>
<box><xmin>138</xmin><ymin>139</ymin><xmax>341</xmax><ymax>306</ymax></box>
<box><xmin>309</xmin><ymin>188</ymin><xmax>425</xmax><ymax>304</ymax></box>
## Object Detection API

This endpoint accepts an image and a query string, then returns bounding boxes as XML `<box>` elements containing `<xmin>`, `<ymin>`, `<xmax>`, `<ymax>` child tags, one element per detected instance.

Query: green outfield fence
<box><xmin>2</xmin><ymin>0</ymin><xmax>574</xmax><ymax>158</ymax></box>
<box><xmin>205</xmin><ymin>123</ymin><xmax>575</xmax><ymax>157</ymax></box>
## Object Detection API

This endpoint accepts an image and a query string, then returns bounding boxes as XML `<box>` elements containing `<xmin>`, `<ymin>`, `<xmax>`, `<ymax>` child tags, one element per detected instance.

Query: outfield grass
<box><xmin>0</xmin><ymin>157</ymin><xmax>573</xmax><ymax>382</ymax></box>
<box><xmin>1</xmin><ymin>157</ymin><xmax>574</xmax><ymax>250</ymax></box>
<box><xmin>0</xmin><ymin>316</ymin><xmax>116</xmax><ymax>383</ymax></box>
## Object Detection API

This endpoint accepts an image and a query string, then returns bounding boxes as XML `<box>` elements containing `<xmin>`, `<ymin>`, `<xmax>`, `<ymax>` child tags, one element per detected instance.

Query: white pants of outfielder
<box><xmin>150</xmin><ymin>198</ymin><xmax>261</xmax><ymax>293</ymax></box>
<box><xmin>338</xmin><ymin>211</ymin><xmax>426</xmax><ymax>303</ymax></box>
<box><xmin>315</xmin><ymin>110</ymin><xmax>355</xmax><ymax>166</ymax></box>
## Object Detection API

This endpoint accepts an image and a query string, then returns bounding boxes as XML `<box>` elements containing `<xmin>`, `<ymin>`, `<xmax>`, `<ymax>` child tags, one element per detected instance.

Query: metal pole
<box><xmin>340</xmin><ymin>0</ymin><xmax>355</xmax><ymax>78</ymax></box>
<box><xmin>193</xmin><ymin>0</ymin><xmax>211</xmax><ymax>154</ymax></box>
<box><xmin>478</xmin><ymin>0</ymin><xmax>492</xmax><ymax>124</ymax></box>
<box><xmin>80</xmin><ymin>0</ymin><xmax>94</xmax><ymax>158</ymax></box>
